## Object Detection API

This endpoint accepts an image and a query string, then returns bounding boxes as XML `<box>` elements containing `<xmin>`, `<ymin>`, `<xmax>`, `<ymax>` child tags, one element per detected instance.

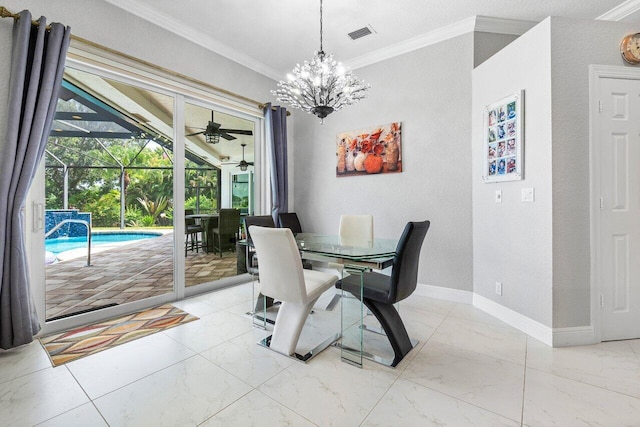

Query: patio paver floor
<box><xmin>45</xmin><ymin>232</ymin><xmax>240</xmax><ymax>320</ymax></box>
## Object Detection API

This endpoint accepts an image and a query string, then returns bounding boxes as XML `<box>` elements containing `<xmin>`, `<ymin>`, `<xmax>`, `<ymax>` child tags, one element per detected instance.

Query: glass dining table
<box><xmin>294</xmin><ymin>233</ymin><xmax>397</xmax><ymax>367</ymax></box>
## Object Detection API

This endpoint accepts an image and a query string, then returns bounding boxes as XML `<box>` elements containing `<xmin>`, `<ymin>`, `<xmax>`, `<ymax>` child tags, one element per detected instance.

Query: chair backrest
<box><xmin>389</xmin><ymin>220</ymin><xmax>430</xmax><ymax>303</ymax></box>
<box><xmin>278</xmin><ymin>212</ymin><xmax>303</xmax><ymax>234</ymax></box>
<box><xmin>185</xmin><ymin>209</ymin><xmax>196</xmax><ymax>228</ymax></box>
<box><xmin>243</xmin><ymin>215</ymin><xmax>275</xmax><ymax>244</ymax></box>
<box><xmin>339</xmin><ymin>214</ymin><xmax>374</xmax><ymax>247</ymax></box>
<box><xmin>248</xmin><ymin>226</ymin><xmax>308</xmax><ymax>304</ymax></box>
<box><xmin>218</xmin><ymin>209</ymin><xmax>240</xmax><ymax>234</ymax></box>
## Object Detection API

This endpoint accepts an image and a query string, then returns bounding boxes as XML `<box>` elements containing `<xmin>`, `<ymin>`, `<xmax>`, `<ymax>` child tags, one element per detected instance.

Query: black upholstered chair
<box><xmin>244</xmin><ymin>215</ymin><xmax>277</xmax><ymax>327</ymax></box>
<box><xmin>244</xmin><ymin>215</ymin><xmax>276</xmax><ymax>275</ymax></box>
<box><xmin>212</xmin><ymin>208</ymin><xmax>240</xmax><ymax>257</ymax></box>
<box><xmin>336</xmin><ymin>220</ymin><xmax>430</xmax><ymax>367</ymax></box>
<box><xmin>277</xmin><ymin>212</ymin><xmax>312</xmax><ymax>270</ymax></box>
<box><xmin>277</xmin><ymin>212</ymin><xmax>303</xmax><ymax>235</ymax></box>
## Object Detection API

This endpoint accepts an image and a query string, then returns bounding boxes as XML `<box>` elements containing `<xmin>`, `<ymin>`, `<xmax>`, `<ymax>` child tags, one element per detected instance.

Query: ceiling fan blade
<box><xmin>219</xmin><ymin>128</ymin><xmax>253</xmax><ymax>135</ymax></box>
<box><xmin>185</xmin><ymin>131</ymin><xmax>205</xmax><ymax>136</ymax></box>
<box><xmin>220</xmin><ymin>133</ymin><xmax>237</xmax><ymax>141</ymax></box>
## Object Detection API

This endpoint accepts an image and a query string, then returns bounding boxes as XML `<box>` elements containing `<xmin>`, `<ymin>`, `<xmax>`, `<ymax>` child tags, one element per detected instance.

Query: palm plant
<box><xmin>136</xmin><ymin>195</ymin><xmax>169</xmax><ymax>225</ymax></box>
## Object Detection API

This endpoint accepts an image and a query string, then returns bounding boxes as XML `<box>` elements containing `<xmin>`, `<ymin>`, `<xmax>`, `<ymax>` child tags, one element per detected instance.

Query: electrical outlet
<box><xmin>521</xmin><ymin>188</ymin><xmax>535</xmax><ymax>202</ymax></box>
<box><xmin>495</xmin><ymin>281</ymin><xmax>502</xmax><ymax>296</ymax></box>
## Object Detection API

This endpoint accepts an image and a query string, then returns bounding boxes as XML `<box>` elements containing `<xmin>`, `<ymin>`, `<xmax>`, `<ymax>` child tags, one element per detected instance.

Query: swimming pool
<box><xmin>45</xmin><ymin>231</ymin><xmax>163</xmax><ymax>256</ymax></box>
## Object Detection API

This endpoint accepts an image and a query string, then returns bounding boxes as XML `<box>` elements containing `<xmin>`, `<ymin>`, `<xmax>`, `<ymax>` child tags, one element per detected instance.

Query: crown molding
<box><xmin>474</xmin><ymin>15</ymin><xmax>537</xmax><ymax>35</ymax></box>
<box><xmin>597</xmin><ymin>0</ymin><xmax>640</xmax><ymax>21</ymax></box>
<box><xmin>348</xmin><ymin>16</ymin><xmax>535</xmax><ymax>70</ymax></box>
<box><xmin>102</xmin><ymin>0</ymin><xmax>282</xmax><ymax>81</ymax></box>
<box><xmin>101</xmin><ymin>1</ymin><xmax>538</xmax><ymax>79</ymax></box>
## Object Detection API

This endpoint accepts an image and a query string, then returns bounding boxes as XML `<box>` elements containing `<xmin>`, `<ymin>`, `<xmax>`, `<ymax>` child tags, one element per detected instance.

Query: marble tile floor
<box><xmin>2</xmin><ymin>282</ymin><xmax>640</xmax><ymax>426</ymax></box>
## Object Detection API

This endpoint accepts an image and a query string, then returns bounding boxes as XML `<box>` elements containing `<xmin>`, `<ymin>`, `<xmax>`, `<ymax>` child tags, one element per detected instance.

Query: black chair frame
<box><xmin>336</xmin><ymin>220</ymin><xmax>430</xmax><ymax>367</ymax></box>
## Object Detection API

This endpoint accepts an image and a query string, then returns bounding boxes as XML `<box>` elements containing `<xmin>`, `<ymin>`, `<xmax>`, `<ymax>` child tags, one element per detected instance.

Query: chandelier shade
<box><xmin>272</xmin><ymin>0</ymin><xmax>370</xmax><ymax>123</ymax></box>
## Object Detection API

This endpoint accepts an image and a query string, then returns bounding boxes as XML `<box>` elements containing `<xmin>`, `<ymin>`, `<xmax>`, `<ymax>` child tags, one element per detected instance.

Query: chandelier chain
<box><xmin>319</xmin><ymin>0</ymin><xmax>323</xmax><ymax>53</ymax></box>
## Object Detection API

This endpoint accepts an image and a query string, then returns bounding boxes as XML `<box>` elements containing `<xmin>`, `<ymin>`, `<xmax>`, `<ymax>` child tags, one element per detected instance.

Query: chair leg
<box><xmin>269</xmin><ymin>298</ymin><xmax>318</xmax><ymax>356</ymax></box>
<box><xmin>362</xmin><ymin>298</ymin><xmax>413</xmax><ymax>367</ymax></box>
<box><xmin>254</xmin><ymin>293</ymin><xmax>275</xmax><ymax>313</ymax></box>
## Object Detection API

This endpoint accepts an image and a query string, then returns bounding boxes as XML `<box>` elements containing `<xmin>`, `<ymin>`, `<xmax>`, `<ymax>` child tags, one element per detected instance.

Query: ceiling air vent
<box><xmin>348</xmin><ymin>25</ymin><xmax>375</xmax><ymax>41</ymax></box>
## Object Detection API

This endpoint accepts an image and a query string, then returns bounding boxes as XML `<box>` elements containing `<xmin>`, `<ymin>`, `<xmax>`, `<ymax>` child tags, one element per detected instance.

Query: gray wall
<box><xmin>473</xmin><ymin>17</ymin><xmax>639</xmax><ymax>329</ymax></box>
<box><xmin>549</xmin><ymin>17</ymin><xmax>639</xmax><ymax>328</ymax></box>
<box><xmin>474</xmin><ymin>32</ymin><xmax>519</xmax><ymax>67</ymax></box>
<box><xmin>293</xmin><ymin>33</ymin><xmax>513</xmax><ymax>292</ymax></box>
<box><xmin>472</xmin><ymin>20</ymin><xmax>554</xmax><ymax>327</ymax></box>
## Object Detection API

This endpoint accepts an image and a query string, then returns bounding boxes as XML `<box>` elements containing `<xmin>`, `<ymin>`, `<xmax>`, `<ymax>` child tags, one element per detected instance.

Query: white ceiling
<box><xmin>104</xmin><ymin>0</ymin><xmax>640</xmax><ymax>80</ymax></box>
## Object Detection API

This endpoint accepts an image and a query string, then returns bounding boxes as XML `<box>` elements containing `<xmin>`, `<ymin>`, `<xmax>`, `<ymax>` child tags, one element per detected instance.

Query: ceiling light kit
<box><xmin>236</xmin><ymin>143</ymin><xmax>254</xmax><ymax>171</ymax></box>
<box><xmin>272</xmin><ymin>0</ymin><xmax>370</xmax><ymax>123</ymax></box>
<box><xmin>185</xmin><ymin>111</ymin><xmax>253</xmax><ymax>144</ymax></box>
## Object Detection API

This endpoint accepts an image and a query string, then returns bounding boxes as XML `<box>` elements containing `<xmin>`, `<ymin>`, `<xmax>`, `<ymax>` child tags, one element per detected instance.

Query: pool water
<box><xmin>45</xmin><ymin>232</ymin><xmax>162</xmax><ymax>255</ymax></box>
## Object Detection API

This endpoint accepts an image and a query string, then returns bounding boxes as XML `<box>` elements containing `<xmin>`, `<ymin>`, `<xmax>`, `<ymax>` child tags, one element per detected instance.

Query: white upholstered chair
<box><xmin>325</xmin><ymin>214</ymin><xmax>374</xmax><ymax>310</ymax></box>
<box><xmin>338</xmin><ymin>214</ymin><xmax>374</xmax><ymax>247</ymax></box>
<box><xmin>248</xmin><ymin>225</ymin><xmax>339</xmax><ymax>359</ymax></box>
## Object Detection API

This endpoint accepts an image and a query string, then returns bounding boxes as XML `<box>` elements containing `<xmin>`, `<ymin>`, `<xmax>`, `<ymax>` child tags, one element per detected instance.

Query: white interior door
<box><xmin>598</xmin><ymin>76</ymin><xmax>640</xmax><ymax>341</ymax></box>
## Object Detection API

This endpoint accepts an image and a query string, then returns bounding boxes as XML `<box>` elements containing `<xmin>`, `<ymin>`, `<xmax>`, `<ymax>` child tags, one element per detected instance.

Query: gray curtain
<box><xmin>264</xmin><ymin>103</ymin><xmax>288</xmax><ymax>225</ymax></box>
<box><xmin>0</xmin><ymin>11</ymin><xmax>70</xmax><ymax>349</ymax></box>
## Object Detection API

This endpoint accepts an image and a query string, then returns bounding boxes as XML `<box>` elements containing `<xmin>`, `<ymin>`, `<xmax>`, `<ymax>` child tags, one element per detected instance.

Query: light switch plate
<box><xmin>521</xmin><ymin>188</ymin><xmax>534</xmax><ymax>202</ymax></box>
<box><xmin>495</xmin><ymin>190</ymin><xmax>502</xmax><ymax>203</ymax></box>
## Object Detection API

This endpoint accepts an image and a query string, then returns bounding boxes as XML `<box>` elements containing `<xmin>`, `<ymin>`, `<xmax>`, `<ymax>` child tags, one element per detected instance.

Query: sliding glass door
<box><xmin>39</xmin><ymin>66</ymin><xmax>176</xmax><ymax>329</ymax></box>
<box><xmin>28</xmin><ymin>56</ymin><xmax>265</xmax><ymax>334</ymax></box>
<box><xmin>183</xmin><ymin>101</ymin><xmax>256</xmax><ymax>290</ymax></box>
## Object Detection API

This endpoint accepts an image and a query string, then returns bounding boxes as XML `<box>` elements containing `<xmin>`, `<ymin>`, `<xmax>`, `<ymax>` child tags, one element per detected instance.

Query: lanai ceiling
<box><xmin>103</xmin><ymin>0</ymin><xmax>640</xmax><ymax>80</ymax></box>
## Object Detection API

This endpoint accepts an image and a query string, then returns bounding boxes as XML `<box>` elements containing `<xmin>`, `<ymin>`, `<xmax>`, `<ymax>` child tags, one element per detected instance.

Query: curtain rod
<box><xmin>0</xmin><ymin>6</ymin><xmax>51</xmax><ymax>30</ymax></box>
<box><xmin>0</xmin><ymin>5</ymin><xmax>289</xmax><ymax>116</ymax></box>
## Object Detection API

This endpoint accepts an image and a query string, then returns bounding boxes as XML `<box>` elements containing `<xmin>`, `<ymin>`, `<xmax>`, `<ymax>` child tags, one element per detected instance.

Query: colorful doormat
<box><xmin>40</xmin><ymin>304</ymin><xmax>198</xmax><ymax>366</ymax></box>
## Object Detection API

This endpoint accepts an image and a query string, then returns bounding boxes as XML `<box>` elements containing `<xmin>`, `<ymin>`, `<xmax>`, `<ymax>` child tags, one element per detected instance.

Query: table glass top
<box><xmin>295</xmin><ymin>233</ymin><xmax>397</xmax><ymax>260</ymax></box>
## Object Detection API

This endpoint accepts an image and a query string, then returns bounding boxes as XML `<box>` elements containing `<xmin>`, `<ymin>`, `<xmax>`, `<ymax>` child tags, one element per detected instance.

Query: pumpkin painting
<box><xmin>336</xmin><ymin>122</ymin><xmax>402</xmax><ymax>177</ymax></box>
<box><xmin>364</xmin><ymin>154</ymin><xmax>383</xmax><ymax>174</ymax></box>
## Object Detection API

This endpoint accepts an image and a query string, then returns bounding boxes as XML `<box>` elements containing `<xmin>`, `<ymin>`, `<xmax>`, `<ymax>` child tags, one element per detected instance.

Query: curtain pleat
<box><xmin>0</xmin><ymin>10</ymin><xmax>70</xmax><ymax>349</ymax></box>
<box><xmin>264</xmin><ymin>103</ymin><xmax>289</xmax><ymax>225</ymax></box>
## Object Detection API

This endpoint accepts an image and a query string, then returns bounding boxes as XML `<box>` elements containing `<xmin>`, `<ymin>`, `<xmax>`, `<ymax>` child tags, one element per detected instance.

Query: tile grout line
<box><xmin>520</xmin><ymin>337</ymin><xmax>528</xmax><ymax>426</ymax></box>
<box><xmin>401</xmin><ymin>306</ymin><xmax>525</xmax><ymax>425</ymax></box>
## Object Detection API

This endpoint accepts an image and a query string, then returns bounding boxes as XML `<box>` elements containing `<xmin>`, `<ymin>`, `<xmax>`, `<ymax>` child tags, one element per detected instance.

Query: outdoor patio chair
<box><xmin>212</xmin><ymin>208</ymin><xmax>240</xmax><ymax>257</ymax></box>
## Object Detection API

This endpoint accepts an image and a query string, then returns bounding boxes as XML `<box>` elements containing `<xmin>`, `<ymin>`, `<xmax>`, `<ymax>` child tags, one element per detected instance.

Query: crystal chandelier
<box><xmin>272</xmin><ymin>0</ymin><xmax>370</xmax><ymax>123</ymax></box>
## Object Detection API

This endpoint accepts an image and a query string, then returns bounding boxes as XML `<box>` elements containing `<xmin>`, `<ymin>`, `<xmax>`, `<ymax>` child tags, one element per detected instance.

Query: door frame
<box><xmin>589</xmin><ymin>64</ymin><xmax>640</xmax><ymax>343</ymax></box>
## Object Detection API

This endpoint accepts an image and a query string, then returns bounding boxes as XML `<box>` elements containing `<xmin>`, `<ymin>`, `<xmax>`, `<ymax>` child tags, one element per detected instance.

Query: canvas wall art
<box><xmin>336</xmin><ymin>122</ymin><xmax>402</xmax><ymax>177</ymax></box>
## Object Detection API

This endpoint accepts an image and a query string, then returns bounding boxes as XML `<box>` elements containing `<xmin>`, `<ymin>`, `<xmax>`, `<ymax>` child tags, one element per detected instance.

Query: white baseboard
<box><xmin>413</xmin><ymin>285</ymin><xmax>596</xmax><ymax>347</ymax></box>
<box><xmin>552</xmin><ymin>326</ymin><xmax>595</xmax><ymax>347</ymax></box>
<box><xmin>414</xmin><ymin>283</ymin><xmax>473</xmax><ymax>304</ymax></box>
<box><xmin>473</xmin><ymin>294</ymin><xmax>553</xmax><ymax>346</ymax></box>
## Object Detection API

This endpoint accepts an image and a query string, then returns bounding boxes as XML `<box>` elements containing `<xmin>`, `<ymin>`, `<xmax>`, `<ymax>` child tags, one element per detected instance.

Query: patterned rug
<box><xmin>40</xmin><ymin>304</ymin><xmax>198</xmax><ymax>366</ymax></box>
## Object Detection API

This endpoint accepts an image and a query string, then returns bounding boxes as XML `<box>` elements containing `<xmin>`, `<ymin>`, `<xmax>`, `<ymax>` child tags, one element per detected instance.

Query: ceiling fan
<box><xmin>185</xmin><ymin>111</ymin><xmax>253</xmax><ymax>143</ymax></box>
<box><xmin>236</xmin><ymin>143</ymin><xmax>254</xmax><ymax>171</ymax></box>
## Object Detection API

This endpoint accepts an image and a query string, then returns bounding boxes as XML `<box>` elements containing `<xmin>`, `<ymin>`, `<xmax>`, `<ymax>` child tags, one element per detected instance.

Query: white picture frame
<box><xmin>482</xmin><ymin>90</ymin><xmax>524</xmax><ymax>182</ymax></box>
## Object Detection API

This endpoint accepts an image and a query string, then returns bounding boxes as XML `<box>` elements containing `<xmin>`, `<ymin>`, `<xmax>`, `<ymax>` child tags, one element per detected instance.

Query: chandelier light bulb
<box><xmin>272</xmin><ymin>0</ymin><xmax>370</xmax><ymax>123</ymax></box>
